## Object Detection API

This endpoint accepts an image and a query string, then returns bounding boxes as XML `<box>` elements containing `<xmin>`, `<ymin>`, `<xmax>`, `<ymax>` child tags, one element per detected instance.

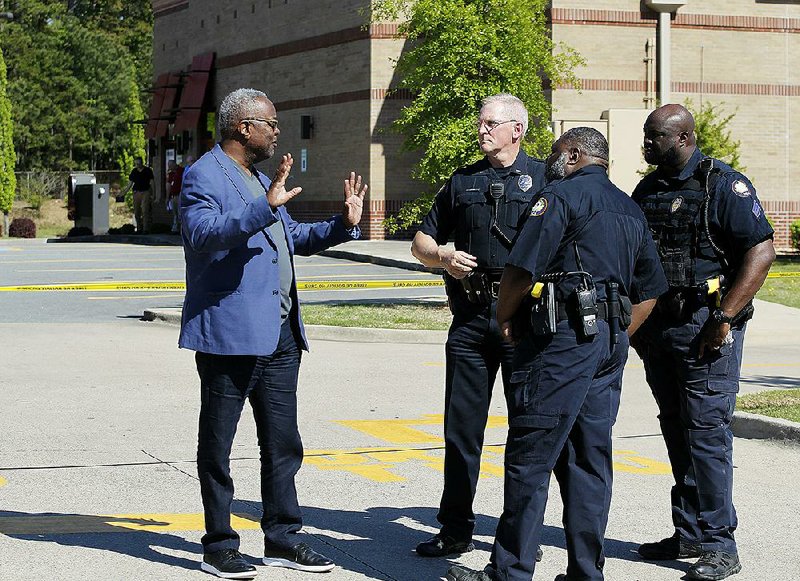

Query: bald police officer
<box><xmin>631</xmin><ymin>104</ymin><xmax>775</xmax><ymax>581</ymax></box>
<box><xmin>447</xmin><ymin>127</ymin><xmax>667</xmax><ymax>581</ymax></box>
<box><xmin>411</xmin><ymin>94</ymin><xmax>546</xmax><ymax>558</ymax></box>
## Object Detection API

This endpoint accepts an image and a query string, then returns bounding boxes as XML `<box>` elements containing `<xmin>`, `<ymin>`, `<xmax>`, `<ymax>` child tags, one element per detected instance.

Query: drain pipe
<box><xmin>645</xmin><ymin>1</ymin><xmax>688</xmax><ymax>106</ymax></box>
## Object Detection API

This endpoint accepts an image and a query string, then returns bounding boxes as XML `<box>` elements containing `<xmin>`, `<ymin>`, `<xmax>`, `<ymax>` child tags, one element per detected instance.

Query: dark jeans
<box><xmin>637</xmin><ymin>306</ymin><xmax>744</xmax><ymax>554</ymax></box>
<box><xmin>196</xmin><ymin>318</ymin><xmax>303</xmax><ymax>554</ymax></box>
<box><xmin>440</xmin><ymin>297</ymin><xmax>515</xmax><ymax>540</ymax></box>
<box><xmin>489</xmin><ymin>321</ymin><xmax>628</xmax><ymax>581</ymax></box>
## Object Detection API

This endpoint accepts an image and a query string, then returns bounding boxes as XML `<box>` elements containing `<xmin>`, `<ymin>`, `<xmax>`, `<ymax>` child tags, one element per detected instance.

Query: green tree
<box><xmin>117</xmin><ymin>73</ymin><xmax>146</xmax><ymax>179</ymax></box>
<box><xmin>0</xmin><ymin>46</ymin><xmax>17</xmax><ymax>227</ymax></box>
<box><xmin>372</xmin><ymin>0</ymin><xmax>583</xmax><ymax>231</ymax></box>
<box><xmin>0</xmin><ymin>0</ymin><xmax>151</xmax><ymax>171</ymax></box>
<box><xmin>686</xmin><ymin>100</ymin><xmax>744</xmax><ymax>172</ymax></box>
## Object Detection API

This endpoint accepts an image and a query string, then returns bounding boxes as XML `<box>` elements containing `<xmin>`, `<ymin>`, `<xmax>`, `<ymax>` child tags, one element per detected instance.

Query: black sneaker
<box><xmin>537</xmin><ymin>546</ymin><xmax>543</xmax><ymax>562</ymax></box>
<box><xmin>445</xmin><ymin>565</ymin><xmax>492</xmax><ymax>581</ymax></box>
<box><xmin>637</xmin><ymin>533</ymin><xmax>703</xmax><ymax>560</ymax></box>
<box><xmin>416</xmin><ymin>533</ymin><xmax>474</xmax><ymax>557</ymax></box>
<box><xmin>687</xmin><ymin>551</ymin><xmax>742</xmax><ymax>580</ymax></box>
<box><xmin>201</xmin><ymin>549</ymin><xmax>257</xmax><ymax>579</ymax></box>
<box><xmin>554</xmin><ymin>576</ymin><xmax>567</xmax><ymax>581</ymax></box>
<box><xmin>262</xmin><ymin>542</ymin><xmax>334</xmax><ymax>572</ymax></box>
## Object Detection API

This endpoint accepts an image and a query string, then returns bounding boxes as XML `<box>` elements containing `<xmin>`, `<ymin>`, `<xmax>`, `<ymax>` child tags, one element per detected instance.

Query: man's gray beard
<box><xmin>545</xmin><ymin>152</ymin><xmax>568</xmax><ymax>182</ymax></box>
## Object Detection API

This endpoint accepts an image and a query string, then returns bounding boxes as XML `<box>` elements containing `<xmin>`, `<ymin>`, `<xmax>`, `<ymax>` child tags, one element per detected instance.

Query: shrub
<box><xmin>9</xmin><ymin>217</ymin><xmax>36</xmax><ymax>238</ymax></box>
<box><xmin>18</xmin><ymin>172</ymin><xmax>64</xmax><ymax>213</ymax></box>
<box><xmin>790</xmin><ymin>219</ymin><xmax>800</xmax><ymax>251</ymax></box>
<box><xmin>108</xmin><ymin>223</ymin><xmax>136</xmax><ymax>235</ymax></box>
<box><xmin>67</xmin><ymin>226</ymin><xmax>94</xmax><ymax>237</ymax></box>
<box><xmin>148</xmin><ymin>222</ymin><xmax>173</xmax><ymax>235</ymax></box>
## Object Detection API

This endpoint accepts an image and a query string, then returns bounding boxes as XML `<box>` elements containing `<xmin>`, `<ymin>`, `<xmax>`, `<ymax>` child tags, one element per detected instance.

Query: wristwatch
<box><xmin>711</xmin><ymin>308</ymin><xmax>733</xmax><ymax>325</ymax></box>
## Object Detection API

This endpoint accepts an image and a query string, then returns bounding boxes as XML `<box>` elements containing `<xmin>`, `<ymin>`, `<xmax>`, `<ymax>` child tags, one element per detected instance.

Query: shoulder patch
<box><xmin>732</xmin><ymin>179</ymin><xmax>751</xmax><ymax>197</ymax></box>
<box><xmin>530</xmin><ymin>197</ymin><xmax>548</xmax><ymax>217</ymax></box>
<box><xmin>518</xmin><ymin>174</ymin><xmax>533</xmax><ymax>192</ymax></box>
<box><xmin>752</xmin><ymin>199</ymin><xmax>762</xmax><ymax>218</ymax></box>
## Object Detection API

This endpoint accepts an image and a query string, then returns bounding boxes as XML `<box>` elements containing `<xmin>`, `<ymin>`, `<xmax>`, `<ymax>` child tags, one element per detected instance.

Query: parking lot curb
<box><xmin>732</xmin><ymin>411</ymin><xmax>800</xmax><ymax>444</ymax></box>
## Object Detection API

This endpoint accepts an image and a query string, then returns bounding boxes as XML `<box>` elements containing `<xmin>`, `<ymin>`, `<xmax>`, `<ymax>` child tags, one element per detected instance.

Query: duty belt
<box><xmin>556</xmin><ymin>301</ymin><xmax>618</xmax><ymax>323</ymax></box>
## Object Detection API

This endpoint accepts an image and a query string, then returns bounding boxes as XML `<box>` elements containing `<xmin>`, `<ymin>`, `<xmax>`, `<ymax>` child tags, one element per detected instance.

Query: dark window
<box><xmin>233</xmin><ymin>9</ymin><xmax>237</xmax><ymax>18</ymax></box>
<box><xmin>216</xmin><ymin>14</ymin><xmax>220</xmax><ymax>24</ymax></box>
<box><xmin>200</xmin><ymin>19</ymin><xmax>204</xmax><ymax>28</ymax></box>
<box><xmin>252</xmin><ymin>4</ymin><xmax>256</xmax><ymax>13</ymax></box>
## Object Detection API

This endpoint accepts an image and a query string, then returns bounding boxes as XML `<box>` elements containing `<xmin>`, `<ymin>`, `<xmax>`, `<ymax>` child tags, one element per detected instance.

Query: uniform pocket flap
<box><xmin>456</xmin><ymin>192</ymin><xmax>486</xmax><ymax>205</ymax></box>
<box><xmin>510</xmin><ymin>369</ymin><xmax>531</xmax><ymax>384</ymax></box>
<box><xmin>509</xmin><ymin>413</ymin><xmax>559</xmax><ymax>429</ymax></box>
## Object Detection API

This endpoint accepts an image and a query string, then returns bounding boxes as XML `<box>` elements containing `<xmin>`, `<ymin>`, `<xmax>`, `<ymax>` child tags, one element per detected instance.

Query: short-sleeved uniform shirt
<box><xmin>419</xmin><ymin>150</ymin><xmax>546</xmax><ymax>271</ymax></box>
<box><xmin>508</xmin><ymin>164</ymin><xmax>667</xmax><ymax>304</ymax></box>
<box><xmin>129</xmin><ymin>166</ymin><xmax>154</xmax><ymax>192</ymax></box>
<box><xmin>632</xmin><ymin>148</ymin><xmax>773</xmax><ymax>282</ymax></box>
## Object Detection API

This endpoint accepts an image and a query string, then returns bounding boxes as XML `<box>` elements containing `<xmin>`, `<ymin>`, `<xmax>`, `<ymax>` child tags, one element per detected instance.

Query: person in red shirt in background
<box><xmin>167</xmin><ymin>159</ymin><xmax>185</xmax><ymax>233</ymax></box>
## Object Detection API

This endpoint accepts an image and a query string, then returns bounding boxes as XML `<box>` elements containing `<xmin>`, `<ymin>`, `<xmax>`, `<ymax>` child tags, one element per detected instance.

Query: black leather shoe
<box><xmin>445</xmin><ymin>565</ymin><xmax>492</xmax><ymax>581</ymax></box>
<box><xmin>637</xmin><ymin>533</ymin><xmax>703</xmax><ymax>560</ymax></box>
<box><xmin>416</xmin><ymin>533</ymin><xmax>474</xmax><ymax>557</ymax></box>
<box><xmin>201</xmin><ymin>549</ymin><xmax>257</xmax><ymax>579</ymax></box>
<box><xmin>554</xmin><ymin>575</ymin><xmax>567</xmax><ymax>581</ymax></box>
<box><xmin>262</xmin><ymin>542</ymin><xmax>334</xmax><ymax>572</ymax></box>
<box><xmin>537</xmin><ymin>546</ymin><xmax>543</xmax><ymax>562</ymax></box>
<box><xmin>687</xmin><ymin>551</ymin><xmax>742</xmax><ymax>580</ymax></box>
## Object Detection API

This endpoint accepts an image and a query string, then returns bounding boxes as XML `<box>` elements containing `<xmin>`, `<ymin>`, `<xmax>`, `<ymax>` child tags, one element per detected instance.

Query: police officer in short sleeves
<box><xmin>631</xmin><ymin>104</ymin><xmax>775</xmax><ymax>581</ymax></box>
<box><xmin>446</xmin><ymin>126</ymin><xmax>667</xmax><ymax>581</ymax></box>
<box><xmin>411</xmin><ymin>94</ymin><xmax>546</xmax><ymax>558</ymax></box>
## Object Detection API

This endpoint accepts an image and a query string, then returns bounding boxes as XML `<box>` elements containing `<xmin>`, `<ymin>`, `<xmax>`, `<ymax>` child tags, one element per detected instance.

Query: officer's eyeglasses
<box><xmin>241</xmin><ymin>117</ymin><xmax>279</xmax><ymax>130</ymax></box>
<box><xmin>476</xmin><ymin>119</ymin><xmax>518</xmax><ymax>132</ymax></box>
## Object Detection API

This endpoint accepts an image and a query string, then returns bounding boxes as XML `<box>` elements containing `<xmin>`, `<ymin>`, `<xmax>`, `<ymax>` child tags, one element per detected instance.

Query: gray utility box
<box><xmin>69</xmin><ymin>173</ymin><xmax>109</xmax><ymax>235</ymax></box>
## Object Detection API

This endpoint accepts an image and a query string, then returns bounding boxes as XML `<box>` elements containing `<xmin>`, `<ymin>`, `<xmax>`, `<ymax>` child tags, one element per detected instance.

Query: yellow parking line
<box><xmin>16</xmin><ymin>268</ymin><xmax>183</xmax><ymax>273</ymax></box>
<box><xmin>0</xmin><ymin>513</ymin><xmax>259</xmax><ymax>535</ymax></box>
<box><xmin>0</xmin><ymin>257</ymin><xmax>183</xmax><ymax>264</ymax></box>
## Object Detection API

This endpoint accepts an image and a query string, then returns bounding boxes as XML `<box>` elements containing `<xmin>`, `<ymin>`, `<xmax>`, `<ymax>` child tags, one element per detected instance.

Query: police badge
<box><xmin>518</xmin><ymin>174</ymin><xmax>533</xmax><ymax>192</ymax></box>
<box><xmin>670</xmin><ymin>196</ymin><xmax>684</xmax><ymax>213</ymax></box>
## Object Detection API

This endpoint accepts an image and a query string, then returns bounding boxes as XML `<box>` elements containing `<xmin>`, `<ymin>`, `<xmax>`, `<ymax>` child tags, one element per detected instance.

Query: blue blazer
<box><xmin>179</xmin><ymin>144</ymin><xmax>359</xmax><ymax>355</ymax></box>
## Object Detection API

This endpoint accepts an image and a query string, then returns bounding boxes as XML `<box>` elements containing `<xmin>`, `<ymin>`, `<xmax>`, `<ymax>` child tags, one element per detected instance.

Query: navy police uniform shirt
<box><xmin>632</xmin><ymin>148</ymin><xmax>774</xmax><ymax>283</ymax></box>
<box><xmin>419</xmin><ymin>150</ymin><xmax>546</xmax><ymax>270</ymax></box>
<box><xmin>508</xmin><ymin>164</ymin><xmax>667</xmax><ymax>303</ymax></box>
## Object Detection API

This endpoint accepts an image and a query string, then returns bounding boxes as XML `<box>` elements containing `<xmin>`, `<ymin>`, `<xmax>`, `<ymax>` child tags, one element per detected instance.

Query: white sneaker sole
<box><xmin>200</xmin><ymin>561</ymin><xmax>257</xmax><ymax>579</ymax></box>
<box><xmin>262</xmin><ymin>556</ymin><xmax>335</xmax><ymax>572</ymax></box>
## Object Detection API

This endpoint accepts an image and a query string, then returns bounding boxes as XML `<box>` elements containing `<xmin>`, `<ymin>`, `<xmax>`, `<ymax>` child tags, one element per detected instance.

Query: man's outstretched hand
<box><xmin>342</xmin><ymin>172</ymin><xmax>368</xmax><ymax>228</ymax></box>
<box><xmin>266</xmin><ymin>154</ymin><xmax>303</xmax><ymax>208</ymax></box>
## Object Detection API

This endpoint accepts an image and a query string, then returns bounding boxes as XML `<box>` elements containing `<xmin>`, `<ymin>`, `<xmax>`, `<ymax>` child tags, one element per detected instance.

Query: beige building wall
<box><xmin>549</xmin><ymin>0</ymin><xmax>800</xmax><ymax>247</ymax></box>
<box><xmin>151</xmin><ymin>0</ymin><xmax>800</xmax><ymax>243</ymax></box>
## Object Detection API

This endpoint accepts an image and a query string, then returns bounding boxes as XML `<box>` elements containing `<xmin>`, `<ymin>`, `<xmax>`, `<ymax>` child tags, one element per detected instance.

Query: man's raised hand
<box><xmin>266</xmin><ymin>154</ymin><xmax>303</xmax><ymax>208</ymax></box>
<box><xmin>342</xmin><ymin>171</ymin><xmax>368</xmax><ymax>228</ymax></box>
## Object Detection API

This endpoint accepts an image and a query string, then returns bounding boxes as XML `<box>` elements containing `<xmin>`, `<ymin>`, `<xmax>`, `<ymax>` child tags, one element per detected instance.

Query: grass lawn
<box><xmin>756</xmin><ymin>258</ymin><xmax>800</xmax><ymax>309</ymax></box>
<box><xmin>302</xmin><ymin>303</ymin><xmax>452</xmax><ymax>331</ymax></box>
<box><xmin>737</xmin><ymin>390</ymin><xmax>800</xmax><ymax>423</ymax></box>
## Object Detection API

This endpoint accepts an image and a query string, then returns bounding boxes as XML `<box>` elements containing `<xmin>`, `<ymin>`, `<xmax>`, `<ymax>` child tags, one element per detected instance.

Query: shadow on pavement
<box><xmin>0</xmin><ymin>510</ymin><xmax>201</xmax><ymax>571</ymax></box>
<box><xmin>740</xmin><ymin>375</ymin><xmax>800</xmax><ymax>389</ymax></box>
<box><xmin>233</xmin><ymin>503</ymin><xmax>685</xmax><ymax>579</ymax></box>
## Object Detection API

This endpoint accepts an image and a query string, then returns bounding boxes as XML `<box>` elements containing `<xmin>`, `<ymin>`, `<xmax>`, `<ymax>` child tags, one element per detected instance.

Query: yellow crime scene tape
<box><xmin>0</xmin><ymin>272</ymin><xmax>796</xmax><ymax>293</ymax></box>
<box><xmin>0</xmin><ymin>279</ymin><xmax>445</xmax><ymax>293</ymax></box>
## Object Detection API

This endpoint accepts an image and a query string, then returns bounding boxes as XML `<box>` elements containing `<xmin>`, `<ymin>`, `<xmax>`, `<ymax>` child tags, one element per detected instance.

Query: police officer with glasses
<box><xmin>411</xmin><ymin>93</ymin><xmax>546</xmax><ymax>560</ymax></box>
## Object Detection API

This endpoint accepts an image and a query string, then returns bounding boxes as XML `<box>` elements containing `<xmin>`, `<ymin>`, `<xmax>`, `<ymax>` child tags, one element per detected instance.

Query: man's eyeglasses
<box><xmin>241</xmin><ymin>117</ymin><xmax>279</xmax><ymax>129</ymax></box>
<box><xmin>476</xmin><ymin>119</ymin><xmax>518</xmax><ymax>132</ymax></box>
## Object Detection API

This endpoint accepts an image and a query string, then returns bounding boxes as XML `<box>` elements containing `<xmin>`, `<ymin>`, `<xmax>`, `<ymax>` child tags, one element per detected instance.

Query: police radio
<box><xmin>489</xmin><ymin>182</ymin><xmax>513</xmax><ymax>249</ymax></box>
<box><xmin>571</xmin><ymin>242</ymin><xmax>599</xmax><ymax>339</ymax></box>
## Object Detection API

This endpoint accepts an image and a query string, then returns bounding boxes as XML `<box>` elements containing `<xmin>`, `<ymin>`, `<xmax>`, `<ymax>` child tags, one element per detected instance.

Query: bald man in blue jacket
<box><xmin>179</xmin><ymin>88</ymin><xmax>367</xmax><ymax>580</ymax></box>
